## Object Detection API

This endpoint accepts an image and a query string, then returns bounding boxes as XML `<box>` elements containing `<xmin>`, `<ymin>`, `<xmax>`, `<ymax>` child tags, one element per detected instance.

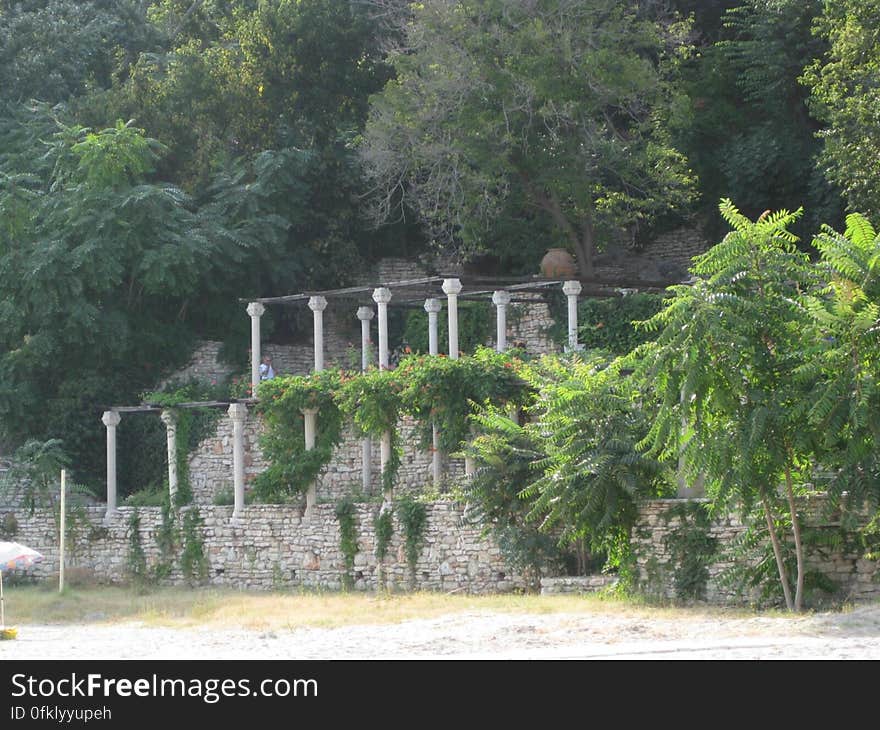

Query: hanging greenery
<box><xmin>253</xmin><ymin>370</ymin><xmax>344</xmax><ymax>501</ymax></box>
<box><xmin>141</xmin><ymin>382</ymin><xmax>227</xmax><ymax>505</ymax></box>
<box><xmin>374</xmin><ymin>508</ymin><xmax>394</xmax><ymax>563</ymax></box>
<box><xmin>180</xmin><ymin>508</ymin><xmax>209</xmax><ymax>585</ymax></box>
<box><xmin>335</xmin><ymin>367</ymin><xmax>405</xmax><ymax>492</ymax></box>
<box><xmin>335</xmin><ymin>497</ymin><xmax>359</xmax><ymax>590</ymax></box>
<box><xmin>153</xmin><ymin>498</ymin><xmax>177</xmax><ymax>582</ymax></box>
<box><xmin>126</xmin><ymin>509</ymin><xmax>148</xmax><ymax>587</ymax></box>
<box><xmin>397</xmin><ymin>495</ymin><xmax>428</xmax><ymax>587</ymax></box>
<box><xmin>397</xmin><ymin>348</ymin><xmax>531</xmax><ymax>453</ymax></box>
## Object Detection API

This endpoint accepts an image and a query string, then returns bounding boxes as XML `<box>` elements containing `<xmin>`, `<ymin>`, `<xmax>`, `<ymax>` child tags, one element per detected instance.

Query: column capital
<box><xmin>492</xmin><ymin>290</ymin><xmax>512</xmax><ymax>306</ymax></box>
<box><xmin>159</xmin><ymin>409</ymin><xmax>178</xmax><ymax>428</ymax></box>
<box><xmin>102</xmin><ymin>411</ymin><xmax>121</xmax><ymax>428</ymax></box>
<box><xmin>372</xmin><ymin>287</ymin><xmax>392</xmax><ymax>304</ymax></box>
<box><xmin>301</xmin><ymin>407</ymin><xmax>319</xmax><ymax>416</ymax></box>
<box><xmin>308</xmin><ymin>295</ymin><xmax>328</xmax><ymax>312</ymax></box>
<box><xmin>246</xmin><ymin>301</ymin><xmax>266</xmax><ymax>318</ymax></box>
<box><xmin>442</xmin><ymin>278</ymin><xmax>462</xmax><ymax>295</ymax></box>
<box><xmin>424</xmin><ymin>298</ymin><xmax>442</xmax><ymax>314</ymax></box>
<box><xmin>562</xmin><ymin>280</ymin><xmax>582</xmax><ymax>297</ymax></box>
<box><xmin>357</xmin><ymin>305</ymin><xmax>375</xmax><ymax>321</ymax></box>
<box><xmin>227</xmin><ymin>403</ymin><xmax>248</xmax><ymax>422</ymax></box>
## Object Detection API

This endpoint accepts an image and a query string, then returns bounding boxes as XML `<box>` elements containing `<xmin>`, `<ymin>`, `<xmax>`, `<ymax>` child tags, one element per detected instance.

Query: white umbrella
<box><xmin>0</xmin><ymin>541</ymin><xmax>44</xmax><ymax>628</ymax></box>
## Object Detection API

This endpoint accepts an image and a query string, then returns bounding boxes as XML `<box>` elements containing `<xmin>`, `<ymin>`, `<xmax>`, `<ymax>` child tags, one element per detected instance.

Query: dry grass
<box><xmin>2</xmin><ymin>584</ymin><xmax>768</xmax><ymax>630</ymax></box>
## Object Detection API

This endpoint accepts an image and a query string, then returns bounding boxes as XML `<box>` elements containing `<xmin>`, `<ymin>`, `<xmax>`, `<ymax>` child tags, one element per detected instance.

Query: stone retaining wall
<box><xmin>0</xmin><ymin>502</ymin><xmax>524</xmax><ymax>593</ymax></box>
<box><xmin>540</xmin><ymin>575</ymin><xmax>618</xmax><ymax>595</ymax></box>
<box><xmin>632</xmin><ymin>498</ymin><xmax>880</xmax><ymax>605</ymax></box>
<box><xmin>189</xmin><ymin>415</ymin><xmax>464</xmax><ymax>506</ymax></box>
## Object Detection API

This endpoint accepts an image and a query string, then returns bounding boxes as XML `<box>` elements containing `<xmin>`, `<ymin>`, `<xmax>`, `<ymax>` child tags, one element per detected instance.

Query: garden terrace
<box><xmin>100</xmin><ymin>272</ymin><xmax>678</xmax><ymax>527</ymax></box>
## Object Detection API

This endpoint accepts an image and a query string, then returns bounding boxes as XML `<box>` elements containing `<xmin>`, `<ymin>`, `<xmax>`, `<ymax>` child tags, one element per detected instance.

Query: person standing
<box><xmin>259</xmin><ymin>355</ymin><xmax>275</xmax><ymax>380</ymax></box>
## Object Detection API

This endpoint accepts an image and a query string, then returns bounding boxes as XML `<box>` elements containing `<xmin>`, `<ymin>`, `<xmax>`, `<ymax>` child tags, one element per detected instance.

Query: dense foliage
<box><xmin>3</xmin><ymin>2</ymin><xmax>880</xmax><ymax>603</ymax></box>
<box><xmin>361</xmin><ymin>0</ymin><xmax>696</xmax><ymax>274</ymax></box>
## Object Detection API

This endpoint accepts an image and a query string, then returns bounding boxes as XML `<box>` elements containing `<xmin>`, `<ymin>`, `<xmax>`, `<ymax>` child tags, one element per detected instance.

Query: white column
<box><xmin>357</xmin><ymin>306</ymin><xmax>374</xmax><ymax>371</ymax></box>
<box><xmin>492</xmin><ymin>290</ymin><xmax>512</xmax><ymax>352</ymax></box>
<box><xmin>357</xmin><ymin>306</ymin><xmax>375</xmax><ymax>492</ymax></box>
<box><xmin>442</xmin><ymin>278</ymin><xmax>462</xmax><ymax>359</ymax></box>
<box><xmin>424</xmin><ymin>298</ymin><xmax>443</xmax><ymax>488</ymax></box>
<box><xmin>309</xmin><ymin>296</ymin><xmax>328</xmax><ymax>372</ymax></box>
<box><xmin>562</xmin><ymin>280</ymin><xmax>582</xmax><ymax>351</ymax></box>
<box><xmin>160</xmin><ymin>409</ymin><xmax>179</xmax><ymax>503</ymax></box>
<box><xmin>247</xmin><ymin>302</ymin><xmax>265</xmax><ymax>395</ymax></box>
<box><xmin>372</xmin><ymin>287</ymin><xmax>392</xmax><ymax>369</ymax></box>
<box><xmin>102</xmin><ymin>411</ymin><xmax>121</xmax><ymax>523</ymax></box>
<box><xmin>302</xmin><ymin>408</ymin><xmax>319</xmax><ymax>516</ymax></box>
<box><xmin>228</xmin><ymin>403</ymin><xmax>247</xmax><ymax>521</ymax></box>
<box><xmin>424</xmin><ymin>298</ymin><xmax>441</xmax><ymax>355</ymax></box>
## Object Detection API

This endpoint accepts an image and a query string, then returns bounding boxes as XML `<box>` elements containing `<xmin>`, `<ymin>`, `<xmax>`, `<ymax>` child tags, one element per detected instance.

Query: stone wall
<box><xmin>507</xmin><ymin>295</ymin><xmax>559</xmax><ymax>355</ymax></box>
<box><xmin>189</xmin><ymin>414</ymin><xmax>464</xmax><ymax>506</ymax></box>
<box><xmin>540</xmin><ymin>575</ymin><xmax>618</xmax><ymax>595</ymax></box>
<box><xmin>632</xmin><ymin>498</ymin><xmax>880</xmax><ymax>605</ymax></box>
<box><xmin>0</xmin><ymin>502</ymin><xmax>524</xmax><ymax>593</ymax></box>
<box><xmin>594</xmin><ymin>226</ymin><xmax>709</xmax><ymax>282</ymax></box>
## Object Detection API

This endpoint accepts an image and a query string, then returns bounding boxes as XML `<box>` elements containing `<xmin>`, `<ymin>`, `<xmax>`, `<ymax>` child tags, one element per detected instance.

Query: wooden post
<box><xmin>59</xmin><ymin>469</ymin><xmax>66</xmax><ymax>593</ymax></box>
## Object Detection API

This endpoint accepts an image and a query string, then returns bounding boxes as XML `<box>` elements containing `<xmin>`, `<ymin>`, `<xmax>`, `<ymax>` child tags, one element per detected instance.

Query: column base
<box><xmin>103</xmin><ymin>509</ymin><xmax>120</xmax><ymax>525</ymax></box>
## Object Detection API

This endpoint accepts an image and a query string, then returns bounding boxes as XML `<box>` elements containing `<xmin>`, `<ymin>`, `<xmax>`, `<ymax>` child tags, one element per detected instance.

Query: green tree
<box><xmin>0</xmin><ymin>105</ymin><xmax>214</xmax><ymax>484</ymax></box>
<box><xmin>672</xmin><ymin>0</ymin><xmax>841</xmax><ymax>239</ymax></box>
<box><xmin>636</xmin><ymin>200</ymin><xmax>818</xmax><ymax>611</ymax></box>
<box><xmin>803</xmin><ymin>0</ymin><xmax>880</xmax><ymax>221</ymax></box>
<box><xmin>801</xmin><ymin>213</ymin><xmax>880</xmax><ymax>514</ymax></box>
<box><xmin>0</xmin><ymin>0</ymin><xmax>161</xmax><ymax>104</ymax></box>
<box><xmin>360</xmin><ymin>0</ymin><xmax>696</xmax><ymax>276</ymax></box>
<box><xmin>523</xmin><ymin>354</ymin><xmax>669</xmax><ymax>561</ymax></box>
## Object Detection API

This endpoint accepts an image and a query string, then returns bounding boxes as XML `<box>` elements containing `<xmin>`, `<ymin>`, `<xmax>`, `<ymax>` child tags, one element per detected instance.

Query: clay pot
<box><xmin>540</xmin><ymin>247</ymin><xmax>577</xmax><ymax>278</ymax></box>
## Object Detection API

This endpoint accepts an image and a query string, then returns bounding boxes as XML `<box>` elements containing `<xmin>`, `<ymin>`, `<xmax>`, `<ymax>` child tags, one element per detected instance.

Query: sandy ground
<box><xmin>2</xmin><ymin>603</ymin><xmax>880</xmax><ymax>659</ymax></box>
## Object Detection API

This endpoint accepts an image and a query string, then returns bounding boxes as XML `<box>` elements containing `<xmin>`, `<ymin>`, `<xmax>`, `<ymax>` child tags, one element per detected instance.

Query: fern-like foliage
<box><xmin>522</xmin><ymin>353</ymin><xmax>672</xmax><ymax>559</ymax></box>
<box><xmin>800</xmin><ymin>213</ymin><xmax>880</xmax><ymax>513</ymax></box>
<box><xmin>634</xmin><ymin>199</ymin><xmax>818</xmax><ymax>513</ymax></box>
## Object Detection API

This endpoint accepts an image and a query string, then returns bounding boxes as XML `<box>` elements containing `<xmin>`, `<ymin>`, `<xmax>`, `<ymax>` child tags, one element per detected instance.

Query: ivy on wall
<box><xmin>374</xmin><ymin>507</ymin><xmax>394</xmax><ymax>588</ymax></box>
<box><xmin>253</xmin><ymin>370</ymin><xmax>344</xmax><ymax>502</ymax></box>
<box><xmin>547</xmin><ymin>290</ymin><xmax>664</xmax><ymax>354</ymax></box>
<box><xmin>662</xmin><ymin>502</ymin><xmax>718</xmax><ymax>602</ymax></box>
<box><xmin>255</xmin><ymin>348</ymin><xmax>531</xmax><ymax>498</ymax></box>
<box><xmin>335</xmin><ymin>497</ymin><xmax>359</xmax><ymax>590</ymax></box>
<box><xmin>397</xmin><ymin>495</ymin><xmax>427</xmax><ymax>587</ymax></box>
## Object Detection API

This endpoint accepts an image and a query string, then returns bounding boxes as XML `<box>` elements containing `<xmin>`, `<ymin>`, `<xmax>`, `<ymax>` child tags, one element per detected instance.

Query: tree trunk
<box><xmin>519</xmin><ymin>175</ymin><xmax>594</xmax><ymax>276</ymax></box>
<box><xmin>784</xmin><ymin>463</ymin><xmax>805</xmax><ymax>612</ymax></box>
<box><xmin>574</xmin><ymin>221</ymin><xmax>595</xmax><ymax>278</ymax></box>
<box><xmin>762</xmin><ymin>496</ymin><xmax>794</xmax><ymax>611</ymax></box>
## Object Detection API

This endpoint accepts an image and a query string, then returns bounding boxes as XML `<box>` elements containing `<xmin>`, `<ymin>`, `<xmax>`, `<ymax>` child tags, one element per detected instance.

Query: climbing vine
<box><xmin>397</xmin><ymin>495</ymin><xmax>428</xmax><ymax>587</ymax></box>
<box><xmin>180</xmin><ymin>508</ymin><xmax>209</xmax><ymax>585</ymax></box>
<box><xmin>142</xmin><ymin>383</ymin><xmax>226</xmax><ymax>506</ymax></box>
<box><xmin>335</xmin><ymin>497</ymin><xmax>359</xmax><ymax>590</ymax></box>
<box><xmin>374</xmin><ymin>507</ymin><xmax>394</xmax><ymax>589</ymax></box>
<box><xmin>153</xmin><ymin>498</ymin><xmax>177</xmax><ymax>581</ymax></box>
<box><xmin>336</xmin><ymin>368</ymin><xmax>404</xmax><ymax>492</ymax></box>
<box><xmin>662</xmin><ymin>503</ymin><xmax>718</xmax><ymax>602</ymax></box>
<box><xmin>374</xmin><ymin>508</ymin><xmax>394</xmax><ymax>563</ymax></box>
<box><xmin>253</xmin><ymin>350</ymin><xmax>531</xmax><ymax>500</ymax></box>
<box><xmin>254</xmin><ymin>370</ymin><xmax>344</xmax><ymax>501</ymax></box>
<box><xmin>398</xmin><ymin>348</ymin><xmax>530</xmax><ymax>453</ymax></box>
<box><xmin>126</xmin><ymin>509</ymin><xmax>148</xmax><ymax>586</ymax></box>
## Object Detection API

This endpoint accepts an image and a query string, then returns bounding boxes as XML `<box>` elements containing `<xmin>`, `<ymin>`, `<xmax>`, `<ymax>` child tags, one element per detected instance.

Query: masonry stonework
<box><xmin>632</xmin><ymin>498</ymin><xmax>880</xmax><ymax>604</ymax></box>
<box><xmin>1</xmin><ymin>502</ymin><xmax>524</xmax><ymax>593</ymax></box>
<box><xmin>189</xmin><ymin>416</ymin><xmax>464</xmax><ymax>506</ymax></box>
